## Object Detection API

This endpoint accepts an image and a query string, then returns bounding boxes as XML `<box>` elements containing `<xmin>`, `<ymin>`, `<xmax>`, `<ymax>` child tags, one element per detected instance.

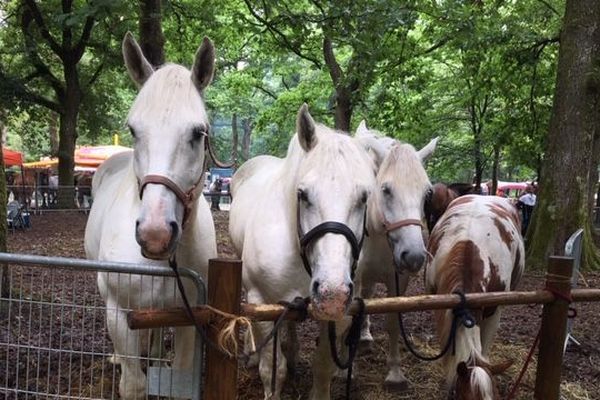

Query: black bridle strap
<box><xmin>297</xmin><ymin>206</ymin><xmax>368</xmax><ymax>277</ymax></box>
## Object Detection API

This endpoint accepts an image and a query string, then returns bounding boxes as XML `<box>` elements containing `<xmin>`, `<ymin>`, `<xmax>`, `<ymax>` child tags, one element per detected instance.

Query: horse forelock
<box><xmin>294</xmin><ymin>124</ymin><xmax>375</xmax><ymax>184</ymax></box>
<box><xmin>378</xmin><ymin>143</ymin><xmax>430</xmax><ymax>198</ymax></box>
<box><xmin>128</xmin><ymin>64</ymin><xmax>208</xmax><ymax>127</ymax></box>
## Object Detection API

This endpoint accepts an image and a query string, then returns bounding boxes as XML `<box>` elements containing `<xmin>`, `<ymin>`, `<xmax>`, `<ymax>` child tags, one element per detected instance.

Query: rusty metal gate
<box><xmin>0</xmin><ymin>253</ymin><xmax>206</xmax><ymax>400</ymax></box>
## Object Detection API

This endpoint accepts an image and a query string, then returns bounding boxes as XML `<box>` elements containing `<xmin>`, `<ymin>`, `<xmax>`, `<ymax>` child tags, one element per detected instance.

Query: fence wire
<box><xmin>0</xmin><ymin>255</ymin><xmax>205</xmax><ymax>400</ymax></box>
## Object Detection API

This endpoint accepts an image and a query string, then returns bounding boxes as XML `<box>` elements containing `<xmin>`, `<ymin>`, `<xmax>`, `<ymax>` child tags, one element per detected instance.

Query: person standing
<box><xmin>517</xmin><ymin>184</ymin><xmax>536</xmax><ymax>235</ymax></box>
<box><xmin>209</xmin><ymin>178</ymin><xmax>223</xmax><ymax>211</ymax></box>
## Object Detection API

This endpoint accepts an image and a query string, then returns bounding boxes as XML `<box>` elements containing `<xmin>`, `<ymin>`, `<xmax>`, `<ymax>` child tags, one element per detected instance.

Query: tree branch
<box><xmin>254</xmin><ymin>84</ymin><xmax>277</xmax><ymax>99</ymax></box>
<box><xmin>20</xmin><ymin>10</ymin><xmax>65</xmax><ymax>99</ymax></box>
<box><xmin>0</xmin><ymin>69</ymin><xmax>62</xmax><ymax>113</ymax></box>
<box><xmin>536</xmin><ymin>0</ymin><xmax>560</xmax><ymax>16</ymax></box>
<box><xmin>242</xmin><ymin>0</ymin><xmax>322</xmax><ymax>68</ymax></box>
<box><xmin>73</xmin><ymin>16</ymin><xmax>95</xmax><ymax>62</ymax></box>
<box><xmin>23</xmin><ymin>0</ymin><xmax>64</xmax><ymax>59</ymax></box>
<box><xmin>322</xmin><ymin>37</ymin><xmax>343</xmax><ymax>87</ymax></box>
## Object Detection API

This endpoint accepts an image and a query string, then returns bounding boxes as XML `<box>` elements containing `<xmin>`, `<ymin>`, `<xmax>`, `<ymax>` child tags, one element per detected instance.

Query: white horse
<box><xmin>426</xmin><ymin>195</ymin><xmax>523</xmax><ymax>399</ymax></box>
<box><xmin>229</xmin><ymin>105</ymin><xmax>377</xmax><ymax>400</ymax></box>
<box><xmin>84</xmin><ymin>33</ymin><xmax>217</xmax><ymax>399</ymax></box>
<box><xmin>354</xmin><ymin>121</ymin><xmax>437</xmax><ymax>390</ymax></box>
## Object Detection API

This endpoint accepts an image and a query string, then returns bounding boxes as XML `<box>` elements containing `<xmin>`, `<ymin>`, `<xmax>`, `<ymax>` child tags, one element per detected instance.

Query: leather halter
<box><xmin>139</xmin><ymin>174</ymin><xmax>203</xmax><ymax>228</ymax></box>
<box><xmin>137</xmin><ymin>131</ymin><xmax>235</xmax><ymax>229</ymax></box>
<box><xmin>297</xmin><ymin>205</ymin><xmax>368</xmax><ymax>279</ymax></box>
<box><xmin>381</xmin><ymin>216</ymin><xmax>423</xmax><ymax>233</ymax></box>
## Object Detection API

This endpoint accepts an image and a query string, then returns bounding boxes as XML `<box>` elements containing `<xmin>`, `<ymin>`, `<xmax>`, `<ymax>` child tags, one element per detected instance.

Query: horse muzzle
<box><xmin>393</xmin><ymin>248</ymin><xmax>426</xmax><ymax>275</ymax></box>
<box><xmin>310</xmin><ymin>279</ymin><xmax>353</xmax><ymax>321</ymax></box>
<box><xmin>136</xmin><ymin>219</ymin><xmax>180</xmax><ymax>260</ymax></box>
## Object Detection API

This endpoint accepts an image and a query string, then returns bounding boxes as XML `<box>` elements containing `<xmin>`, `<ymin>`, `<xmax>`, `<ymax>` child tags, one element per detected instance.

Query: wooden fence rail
<box><xmin>126</xmin><ymin>256</ymin><xmax>599</xmax><ymax>400</ymax></box>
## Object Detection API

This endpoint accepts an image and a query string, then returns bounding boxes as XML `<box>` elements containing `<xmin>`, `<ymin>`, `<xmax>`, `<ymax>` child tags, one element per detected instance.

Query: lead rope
<box><xmin>327</xmin><ymin>298</ymin><xmax>366</xmax><ymax>400</ymax></box>
<box><xmin>395</xmin><ymin>272</ymin><xmax>475</xmax><ymax>361</ymax></box>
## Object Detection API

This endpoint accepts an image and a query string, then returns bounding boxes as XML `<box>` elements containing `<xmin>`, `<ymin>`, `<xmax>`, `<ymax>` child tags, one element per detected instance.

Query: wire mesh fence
<box><xmin>0</xmin><ymin>254</ymin><xmax>205</xmax><ymax>400</ymax></box>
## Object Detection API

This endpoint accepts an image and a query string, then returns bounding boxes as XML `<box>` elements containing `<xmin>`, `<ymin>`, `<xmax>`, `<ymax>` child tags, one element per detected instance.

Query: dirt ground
<box><xmin>3</xmin><ymin>211</ymin><xmax>600</xmax><ymax>400</ymax></box>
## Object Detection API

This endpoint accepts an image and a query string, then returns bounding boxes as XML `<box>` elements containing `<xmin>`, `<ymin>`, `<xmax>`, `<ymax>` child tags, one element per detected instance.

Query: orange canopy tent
<box><xmin>23</xmin><ymin>145</ymin><xmax>131</xmax><ymax>170</ymax></box>
<box><xmin>3</xmin><ymin>148</ymin><xmax>23</xmax><ymax>166</ymax></box>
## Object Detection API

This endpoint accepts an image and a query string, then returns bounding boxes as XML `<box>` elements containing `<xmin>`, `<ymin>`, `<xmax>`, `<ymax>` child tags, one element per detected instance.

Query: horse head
<box><xmin>294</xmin><ymin>105</ymin><xmax>376</xmax><ymax>320</ymax></box>
<box><xmin>356</xmin><ymin>122</ymin><xmax>437</xmax><ymax>274</ymax></box>
<box><xmin>449</xmin><ymin>357</ymin><xmax>511</xmax><ymax>400</ymax></box>
<box><xmin>123</xmin><ymin>32</ymin><xmax>215</xmax><ymax>260</ymax></box>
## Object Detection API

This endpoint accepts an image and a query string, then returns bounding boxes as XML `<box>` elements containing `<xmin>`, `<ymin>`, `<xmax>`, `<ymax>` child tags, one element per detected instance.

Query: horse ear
<box><xmin>488</xmin><ymin>359</ymin><xmax>513</xmax><ymax>375</ymax></box>
<box><xmin>191</xmin><ymin>37</ymin><xmax>215</xmax><ymax>92</ymax></box>
<box><xmin>356</xmin><ymin>120</ymin><xmax>369</xmax><ymax>137</ymax></box>
<box><xmin>297</xmin><ymin>103</ymin><xmax>317</xmax><ymax>152</ymax></box>
<box><xmin>418</xmin><ymin>137</ymin><xmax>438</xmax><ymax>162</ymax></box>
<box><xmin>122</xmin><ymin>32</ymin><xmax>154</xmax><ymax>88</ymax></box>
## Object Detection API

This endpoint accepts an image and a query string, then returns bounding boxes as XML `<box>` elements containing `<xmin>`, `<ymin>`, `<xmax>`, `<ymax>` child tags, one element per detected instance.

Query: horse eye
<box><xmin>382</xmin><ymin>184</ymin><xmax>392</xmax><ymax>197</ymax></box>
<box><xmin>297</xmin><ymin>189</ymin><xmax>309</xmax><ymax>204</ymax></box>
<box><xmin>425</xmin><ymin>187</ymin><xmax>433</xmax><ymax>203</ymax></box>
<box><xmin>360</xmin><ymin>191</ymin><xmax>368</xmax><ymax>204</ymax></box>
<box><xmin>192</xmin><ymin>127</ymin><xmax>207</xmax><ymax>142</ymax></box>
<box><xmin>128</xmin><ymin>126</ymin><xmax>136</xmax><ymax>138</ymax></box>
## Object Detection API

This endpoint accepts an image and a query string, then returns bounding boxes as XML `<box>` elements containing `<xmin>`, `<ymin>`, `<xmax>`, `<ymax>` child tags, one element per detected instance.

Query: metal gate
<box><xmin>0</xmin><ymin>253</ymin><xmax>206</xmax><ymax>400</ymax></box>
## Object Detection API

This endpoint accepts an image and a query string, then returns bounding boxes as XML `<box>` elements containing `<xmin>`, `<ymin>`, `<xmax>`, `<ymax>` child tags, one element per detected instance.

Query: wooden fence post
<box><xmin>534</xmin><ymin>256</ymin><xmax>574</xmax><ymax>400</ymax></box>
<box><xmin>204</xmin><ymin>258</ymin><xmax>242</xmax><ymax>400</ymax></box>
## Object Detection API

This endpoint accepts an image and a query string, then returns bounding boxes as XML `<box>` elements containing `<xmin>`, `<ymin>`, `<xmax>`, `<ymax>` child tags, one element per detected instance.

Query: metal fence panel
<box><xmin>0</xmin><ymin>253</ymin><xmax>206</xmax><ymax>400</ymax></box>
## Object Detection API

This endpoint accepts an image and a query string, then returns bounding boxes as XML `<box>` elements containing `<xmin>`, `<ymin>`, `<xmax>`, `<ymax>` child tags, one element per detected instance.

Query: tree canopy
<box><xmin>3</xmin><ymin>0</ymin><xmax>599</xmax><ymax>267</ymax></box>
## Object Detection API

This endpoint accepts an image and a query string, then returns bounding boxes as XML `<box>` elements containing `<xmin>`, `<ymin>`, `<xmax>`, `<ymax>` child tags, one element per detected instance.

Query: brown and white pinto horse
<box><xmin>425</xmin><ymin>195</ymin><xmax>524</xmax><ymax>399</ymax></box>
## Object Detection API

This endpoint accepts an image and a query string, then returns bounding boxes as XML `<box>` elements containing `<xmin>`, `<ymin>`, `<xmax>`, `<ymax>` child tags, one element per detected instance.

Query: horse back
<box><xmin>427</xmin><ymin>195</ymin><xmax>524</xmax><ymax>299</ymax></box>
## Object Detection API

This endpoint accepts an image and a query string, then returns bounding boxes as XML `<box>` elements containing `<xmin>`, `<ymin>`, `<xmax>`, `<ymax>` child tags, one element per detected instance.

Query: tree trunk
<box><xmin>49</xmin><ymin>112</ymin><xmax>59</xmax><ymax>157</ymax></box>
<box><xmin>471</xmin><ymin>101</ymin><xmax>484</xmax><ymax>194</ymax></box>
<box><xmin>139</xmin><ymin>0</ymin><xmax>165</xmax><ymax>67</ymax></box>
<box><xmin>231</xmin><ymin>113</ymin><xmax>238</xmax><ymax>164</ymax></box>
<box><xmin>527</xmin><ymin>0</ymin><xmax>600</xmax><ymax>270</ymax></box>
<box><xmin>57</xmin><ymin>62</ymin><xmax>80</xmax><ymax>208</ymax></box>
<box><xmin>491</xmin><ymin>145</ymin><xmax>500</xmax><ymax>195</ymax></box>
<box><xmin>241</xmin><ymin>118</ymin><xmax>253</xmax><ymax>161</ymax></box>
<box><xmin>334</xmin><ymin>88</ymin><xmax>352</xmax><ymax>132</ymax></box>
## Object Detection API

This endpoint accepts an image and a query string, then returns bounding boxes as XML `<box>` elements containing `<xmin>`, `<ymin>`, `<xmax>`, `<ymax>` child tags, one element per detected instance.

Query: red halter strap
<box><xmin>139</xmin><ymin>174</ymin><xmax>202</xmax><ymax>228</ymax></box>
<box><xmin>381</xmin><ymin>215</ymin><xmax>423</xmax><ymax>233</ymax></box>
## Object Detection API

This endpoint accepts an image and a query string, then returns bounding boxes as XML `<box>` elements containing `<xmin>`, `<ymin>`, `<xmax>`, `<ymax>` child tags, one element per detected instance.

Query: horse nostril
<box><xmin>312</xmin><ymin>280</ymin><xmax>321</xmax><ymax>295</ymax></box>
<box><xmin>348</xmin><ymin>282</ymin><xmax>354</xmax><ymax>297</ymax></box>
<box><xmin>169</xmin><ymin>221</ymin><xmax>179</xmax><ymax>237</ymax></box>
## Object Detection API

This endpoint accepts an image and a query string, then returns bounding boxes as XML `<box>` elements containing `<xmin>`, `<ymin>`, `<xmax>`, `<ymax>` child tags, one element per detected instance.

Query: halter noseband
<box><xmin>297</xmin><ymin>205</ymin><xmax>368</xmax><ymax>279</ymax></box>
<box><xmin>139</xmin><ymin>174</ymin><xmax>203</xmax><ymax>228</ymax></box>
<box><xmin>381</xmin><ymin>216</ymin><xmax>423</xmax><ymax>233</ymax></box>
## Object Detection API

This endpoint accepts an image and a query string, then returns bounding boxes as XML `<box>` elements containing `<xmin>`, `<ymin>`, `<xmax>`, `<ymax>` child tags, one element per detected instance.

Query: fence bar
<box><xmin>127</xmin><ymin>287</ymin><xmax>600</xmax><ymax>330</ymax></box>
<box><xmin>534</xmin><ymin>256</ymin><xmax>574</xmax><ymax>400</ymax></box>
<box><xmin>204</xmin><ymin>259</ymin><xmax>242</xmax><ymax>400</ymax></box>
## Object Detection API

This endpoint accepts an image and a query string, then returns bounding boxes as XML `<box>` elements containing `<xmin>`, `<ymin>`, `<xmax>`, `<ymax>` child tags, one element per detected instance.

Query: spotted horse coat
<box><xmin>425</xmin><ymin>195</ymin><xmax>524</xmax><ymax>400</ymax></box>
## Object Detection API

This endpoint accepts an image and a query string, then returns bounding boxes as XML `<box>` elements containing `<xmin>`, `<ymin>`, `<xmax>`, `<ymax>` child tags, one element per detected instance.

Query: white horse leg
<box><xmin>310</xmin><ymin>320</ymin><xmax>351</xmax><ymax>400</ymax></box>
<box><xmin>383</xmin><ymin>273</ymin><xmax>409</xmax><ymax>391</ymax></box>
<box><xmin>359</xmin><ymin>282</ymin><xmax>375</xmax><ymax>343</ymax></box>
<box><xmin>105</xmin><ymin>300</ymin><xmax>146</xmax><ymax>400</ymax></box>
<box><xmin>383</xmin><ymin>312</ymin><xmax>409</xmax><ymax>390</ymax></box>
<box><xmin>256</xmin><ymin>321</ymin><xmax>287</xmax><ymax>400</ymax></box>
<box><xmin>480</xmin><ymin>309</ymin><xmax>501</xmax><ymax>357</ymax></box>
<box><xmin>172</xmin><ymin>326</ymin><xmax>195</xmax><ymax>370</ymax></box>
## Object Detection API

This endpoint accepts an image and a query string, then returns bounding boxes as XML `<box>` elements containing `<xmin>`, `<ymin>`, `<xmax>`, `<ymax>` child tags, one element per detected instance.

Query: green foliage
<box><xmin>0</xmin><ymin>0</ymin><xmax>566</xmax><ymax>184</ymax></box>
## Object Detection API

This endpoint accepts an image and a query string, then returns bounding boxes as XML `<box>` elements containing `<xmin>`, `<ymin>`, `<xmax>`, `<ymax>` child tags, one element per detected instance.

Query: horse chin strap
<box><xmin>297</xmin><ymin>205</ymin><xmax>368</xmax><ymax>279</ymax></box>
